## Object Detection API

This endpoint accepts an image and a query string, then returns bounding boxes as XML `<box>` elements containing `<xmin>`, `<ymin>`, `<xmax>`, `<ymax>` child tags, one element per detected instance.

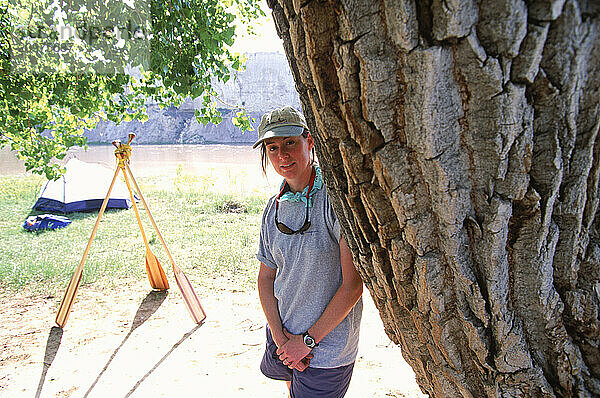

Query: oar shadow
<box><xmin>124</xmin><ymin>322</ymin><xmax>204</xmax><ymax>398</ymax></box>
<box><xmin>83</xmin><ymin>290</ymin><xmax>168</xmax><ymax>398</ymax></box>
<box><xmin>34</xmin><ymin>326</ymin><xmax>63</xmax><ymax>398</ymax></box>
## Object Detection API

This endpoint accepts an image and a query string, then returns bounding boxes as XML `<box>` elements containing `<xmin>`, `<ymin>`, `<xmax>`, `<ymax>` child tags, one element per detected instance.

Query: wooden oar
<box><xmin>121</xmin><ymin>167</ymin><xmax>169</xmax><ymax>290</ymax></box>
<box><xmin>55</xmin><ymin>166</ymin><xmax>121</xmax><ymax>328</ymax></box>
<box><xmin>125</xmin><ymin>163</ymin><xmax>206</xmax><ymax>324</ymax></box>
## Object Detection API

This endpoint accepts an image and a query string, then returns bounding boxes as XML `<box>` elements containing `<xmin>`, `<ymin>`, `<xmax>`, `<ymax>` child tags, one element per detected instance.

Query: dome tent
<box><xmin>33</xmin><ymin>158</ymin><xmax>134</xmax><ymax>213</ymax></box>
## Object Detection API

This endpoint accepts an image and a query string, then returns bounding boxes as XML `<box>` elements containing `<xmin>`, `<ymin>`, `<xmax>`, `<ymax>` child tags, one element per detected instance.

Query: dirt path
<box><xmin>0</xmin><ymin>279</ymin><xmax>426</xmax><ymax>398</ymax></box>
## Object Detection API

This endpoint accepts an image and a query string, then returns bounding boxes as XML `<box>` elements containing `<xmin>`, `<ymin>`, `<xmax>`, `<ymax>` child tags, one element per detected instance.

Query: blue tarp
<box><xmin>23</xmin><ymin>214</ymin><xmax>72</xmax><ymax>231</ymax></box>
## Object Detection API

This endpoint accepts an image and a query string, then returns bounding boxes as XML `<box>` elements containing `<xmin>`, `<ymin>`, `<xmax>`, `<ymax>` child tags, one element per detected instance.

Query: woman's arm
<box><xmin>306</xmin><ymin>235</ymin><xmax>363</xmax><ymax>342</ymax></box>
<box><xmin>277</xmin><ymin>236</ymin><xmax>363</xmax><ymax>368</ymax></box>
<box><xmin>257</xmin><ymin>262</ymin><xmax>288</xmax><ymax>348</ymax></box>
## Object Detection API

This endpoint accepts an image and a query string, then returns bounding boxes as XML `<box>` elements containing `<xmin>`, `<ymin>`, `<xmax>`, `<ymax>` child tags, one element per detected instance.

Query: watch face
<box><xmin>304</xmin><ymin>335</ymin><xmax>315</xmax><ymax>347</ymax></box>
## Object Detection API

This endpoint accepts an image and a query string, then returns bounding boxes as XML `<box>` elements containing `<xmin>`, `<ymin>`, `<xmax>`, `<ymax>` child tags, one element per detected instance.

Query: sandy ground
<box><xmin>0</xmin><ymin>278</ymin><xmax>427</xmax><ymax>398</ymax></box>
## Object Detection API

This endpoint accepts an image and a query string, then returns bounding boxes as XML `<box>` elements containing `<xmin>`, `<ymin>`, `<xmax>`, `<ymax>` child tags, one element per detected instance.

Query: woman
<box><xmin>255</xmin><ymin>106</ymin><xmax>363</xmax><ymax>398</ymax></box>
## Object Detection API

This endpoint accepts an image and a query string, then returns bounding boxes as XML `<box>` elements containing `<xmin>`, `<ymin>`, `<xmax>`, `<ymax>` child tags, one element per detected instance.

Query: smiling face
<box><xmin>264</xmin><ymin>133</ymin><xmax>314</xmax><ymax>193</ymax></box>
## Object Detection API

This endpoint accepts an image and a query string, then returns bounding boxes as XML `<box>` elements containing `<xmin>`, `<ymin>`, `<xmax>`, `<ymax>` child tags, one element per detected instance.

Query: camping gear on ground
<box><xmin>33</xmin><ymin>158</ymin><xmax>134</xmax><ymax>213</ymax></box>
<box><xmin>23</xmin><ymin>214</ymin><xmax>72</xmax><ymax>231</ymax></box>
<box><xmin>55</xmin><ymin>134</ymin><xmax>206</xmax><ymax>328</ymax></box>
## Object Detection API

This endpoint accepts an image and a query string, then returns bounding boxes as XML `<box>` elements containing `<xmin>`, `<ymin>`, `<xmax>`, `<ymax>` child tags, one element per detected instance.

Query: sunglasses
<box><xmin>275</xmin><ymin>167</ymin><xmax>316</xmax><ymax>235</ymax></box>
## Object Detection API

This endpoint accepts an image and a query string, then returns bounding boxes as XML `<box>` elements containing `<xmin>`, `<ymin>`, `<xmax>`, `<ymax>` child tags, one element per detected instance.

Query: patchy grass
<box><xmin>0</xmin><ymin>174</ymin><xmax>268</xmax><ymax>295</ymax></box>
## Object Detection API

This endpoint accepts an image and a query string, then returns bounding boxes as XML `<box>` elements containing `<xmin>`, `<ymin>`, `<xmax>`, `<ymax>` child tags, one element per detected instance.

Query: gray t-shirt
<box><xmin>257</xmin><ymin>186</ymin><xmax>363</xmax><ymax>368</ymax></box>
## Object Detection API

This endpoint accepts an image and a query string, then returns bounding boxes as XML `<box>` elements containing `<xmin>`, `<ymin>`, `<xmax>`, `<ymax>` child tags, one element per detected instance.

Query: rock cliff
<box><xmin>84</xmin><ymin>52</ymin><xmax>300</xmax><ymax>144</ymax></box>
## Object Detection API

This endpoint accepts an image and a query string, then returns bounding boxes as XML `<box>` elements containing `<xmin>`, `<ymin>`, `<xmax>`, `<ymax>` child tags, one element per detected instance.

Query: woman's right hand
<box><xmin>294</xmin><ymin>355</ymin><xmax>313</xmax><ymax>372</ymax></box>
<box><xmin>274</xmin><ymin>328</ymin><xmax>313</xmax><ymax>371</ymax></box>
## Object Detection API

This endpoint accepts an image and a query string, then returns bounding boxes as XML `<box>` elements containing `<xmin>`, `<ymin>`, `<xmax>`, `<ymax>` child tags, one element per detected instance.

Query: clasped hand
<box><xmin>276</xmin><ymin>328</ymin><xmax>313</xmax><ymax>371</ymax></box>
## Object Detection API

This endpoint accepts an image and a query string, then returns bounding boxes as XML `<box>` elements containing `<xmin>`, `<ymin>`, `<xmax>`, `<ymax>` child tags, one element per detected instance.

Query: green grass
<box><xmin>0</xmin><ymin>173</ymin><xmax>268</xmax><ymax>295</ymax></box>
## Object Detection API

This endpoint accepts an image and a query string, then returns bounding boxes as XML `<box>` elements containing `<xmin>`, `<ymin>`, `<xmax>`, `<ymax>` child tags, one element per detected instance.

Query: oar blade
<box><xmin>145</xmin><ymin>250</ymin><xmax>169</xmax><ymax>290</ymax></box>
<box><xmin>173</xmin><ymin>265</ymin><xmax>206</xmax><ymax>324</ymax></box>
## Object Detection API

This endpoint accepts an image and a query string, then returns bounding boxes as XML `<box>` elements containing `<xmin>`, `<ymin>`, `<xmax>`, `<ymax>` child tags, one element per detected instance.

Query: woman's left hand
<box><xmin>276</xmin><ymin>328</ymin><xmax>312</xmax><ymax>369</ymax></box>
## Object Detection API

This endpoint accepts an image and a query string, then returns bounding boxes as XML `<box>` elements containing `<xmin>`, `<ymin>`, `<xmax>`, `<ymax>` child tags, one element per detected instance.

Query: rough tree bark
<box><xmin>266</xmin><ymin>0</ymin><xmax>600</xmax><ymax>396</ymax></box>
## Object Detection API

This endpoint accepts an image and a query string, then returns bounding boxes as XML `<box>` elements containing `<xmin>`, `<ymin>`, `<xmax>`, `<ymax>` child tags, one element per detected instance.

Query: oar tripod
<box><xmin>55</xmin><ymin>134</ymin><xmax>206</xmax><ymax>328</ymax></box>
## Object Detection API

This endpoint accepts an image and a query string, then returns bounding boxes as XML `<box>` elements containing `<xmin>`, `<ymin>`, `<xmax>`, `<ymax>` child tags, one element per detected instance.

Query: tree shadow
<box><xmin>124</xmin><ymin>323</ymin><xmax>203</xmax><ymax>398</ymax></box>
<box><xmin>83</xmin><ymin>290</ymin><xmax>168</xmax><ymax>398</ymax></box>
<box><xmin>35</xmin><ymin>326</ymin><xmax>63</xmax><ymax>398</ymax></box>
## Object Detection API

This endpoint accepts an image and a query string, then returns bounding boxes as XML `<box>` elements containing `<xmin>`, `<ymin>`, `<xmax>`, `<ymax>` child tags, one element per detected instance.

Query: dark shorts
<box><xmin>260</xmin><ymin>326</ymin><xmax>355</xmax><ymax>398</ymax></box>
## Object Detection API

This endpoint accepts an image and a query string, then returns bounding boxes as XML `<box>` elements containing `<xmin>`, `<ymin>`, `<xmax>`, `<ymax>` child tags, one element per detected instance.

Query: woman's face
<box><xmin>264</xmin><ymin>134</ymin><xmax>314</xmax><ymax>190</ymax></box>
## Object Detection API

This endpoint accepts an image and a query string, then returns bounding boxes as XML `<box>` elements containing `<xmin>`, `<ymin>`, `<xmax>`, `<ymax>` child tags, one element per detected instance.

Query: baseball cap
<box><xmin>253</xmin><ymin>106</ymin><xmax>309</xmax><ymax>149</ymax></box>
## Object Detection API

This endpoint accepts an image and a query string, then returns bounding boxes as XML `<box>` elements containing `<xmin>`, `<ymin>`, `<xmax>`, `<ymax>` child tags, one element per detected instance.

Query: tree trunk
<box><xmin>266</xmin><ymin>0</ymin><xmax>600</xmax><ymax>396</ymax></box>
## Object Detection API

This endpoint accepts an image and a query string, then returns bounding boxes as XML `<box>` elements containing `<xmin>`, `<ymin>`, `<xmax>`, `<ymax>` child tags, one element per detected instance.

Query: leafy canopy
<box><xmin>0</xmin><ymin>0</ymin><xmax>263</xmax><ymax>179</ymax></box>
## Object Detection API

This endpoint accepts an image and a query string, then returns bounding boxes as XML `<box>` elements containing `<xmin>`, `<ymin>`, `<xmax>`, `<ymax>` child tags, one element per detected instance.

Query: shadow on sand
<box><xmin>123</xmin><ymin>323</ymin><xmax>203</xmax><ymax>397</ymax></box>
<box><xmin>35</xmin><ymin>326</ymin><xmax>64</xmax><ymax>398</ymax></box>
<box><xmin>83</xmin><ymin>290</ymin><xmax>169</xmax><ymax>398</ymax></box>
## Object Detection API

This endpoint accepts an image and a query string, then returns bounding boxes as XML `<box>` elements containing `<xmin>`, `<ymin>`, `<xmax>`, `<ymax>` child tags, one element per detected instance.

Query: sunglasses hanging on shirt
<box><xmin>275</xmin><ymin>167</ymin><xmax>316</xmax><ymax>235</ymax></box>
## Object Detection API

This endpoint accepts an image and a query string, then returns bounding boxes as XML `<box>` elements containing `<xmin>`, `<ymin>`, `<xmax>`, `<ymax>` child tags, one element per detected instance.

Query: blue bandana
<box><xmin>278</xmin><ymin>165</ymin><xmax>323</xmax><ymax>207</ymax></box>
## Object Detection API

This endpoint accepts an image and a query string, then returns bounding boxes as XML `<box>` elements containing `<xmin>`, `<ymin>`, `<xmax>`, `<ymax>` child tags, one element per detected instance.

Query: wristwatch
<box><xmin>302</xmin><ymin>332</ymin><xmax>319</xmax><ymax>349</ymax></box>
